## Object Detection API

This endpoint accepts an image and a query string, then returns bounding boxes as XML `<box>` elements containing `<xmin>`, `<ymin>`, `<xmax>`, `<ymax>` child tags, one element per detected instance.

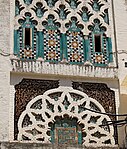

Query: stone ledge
<box><xmin>11</xmin><ymin>59</ymin><xmax>118</xmax><ymax>79</ymax></box>
<box><xmin>0</xmin><ymin>142</ymin><xmax>119</xmax><ymax>149</ymax></box>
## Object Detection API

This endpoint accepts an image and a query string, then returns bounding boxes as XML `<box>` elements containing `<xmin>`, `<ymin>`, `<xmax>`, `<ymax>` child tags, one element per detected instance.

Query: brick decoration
<box><xmin>14</xmin><ymin>79</ymin><xmax>59</xmax><ymax>140</ymax></box>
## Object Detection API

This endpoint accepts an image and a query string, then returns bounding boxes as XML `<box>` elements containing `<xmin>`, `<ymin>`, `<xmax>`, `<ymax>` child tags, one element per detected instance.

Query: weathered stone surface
<box><xmin>0</xmin><ymin>0</ymin><xmax>10</xmax><ymax>142</ymax></box>
<box><xmin>0</xmin><ymin>142</ymin><xmax>119</xmax><ymax>149</ymax></box>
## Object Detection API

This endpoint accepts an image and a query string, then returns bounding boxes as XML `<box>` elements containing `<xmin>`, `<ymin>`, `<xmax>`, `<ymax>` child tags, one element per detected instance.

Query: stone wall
<box><xmin>113</xmin><ymin>0</ymin><xmax>127</xmax><ymax>93</ymax></box>
<box><xmin>0</xmin><ymin>0</ymin><xmax>10</xmax><ymax>142</ymax></box>
<box><xmin>0</xmin><ymin>142</ymin><xmax>119</xmax><ymax>149</ymax></box>
<box><xmin>113</xmin><ymin>0</ymin><xmax>127</xmax><ymax>148</ymax></box>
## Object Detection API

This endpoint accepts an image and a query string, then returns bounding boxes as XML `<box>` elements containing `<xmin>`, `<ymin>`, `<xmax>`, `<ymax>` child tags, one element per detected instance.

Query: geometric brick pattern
<box><xmin>66</xmin><ymin>31</ymin><xmax>84</xmax><ymax>63</ymax></box>
<box><xmin>19</xmin><ymin>27</ymin><xmax>23</xmax><ymax>53</ymax></box>
<box><xmin>43</xmin><ymin>29</ymin><xmax>61</xmax><ymax>62</ymax></box>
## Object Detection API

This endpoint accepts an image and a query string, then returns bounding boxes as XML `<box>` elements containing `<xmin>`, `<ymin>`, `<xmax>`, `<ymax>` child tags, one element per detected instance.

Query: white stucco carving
<box><xmin>18</xmin><ymin>87</ymin><xmax>115</xmax><ymax>146</ymax></box>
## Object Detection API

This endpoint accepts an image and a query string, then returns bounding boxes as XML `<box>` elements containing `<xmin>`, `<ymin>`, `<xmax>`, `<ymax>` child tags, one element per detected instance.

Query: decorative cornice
<box><xmin>11</xmin><ymin>59</ymin><xmax>118</xmax><ymax>79</ymax></box>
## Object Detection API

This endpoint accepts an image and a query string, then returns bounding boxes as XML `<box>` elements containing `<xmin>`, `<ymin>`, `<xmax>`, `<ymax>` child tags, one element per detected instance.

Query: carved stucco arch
<box><xmin>14</xmin><ymin>0</ymin><xmax>111</xmax><ymax>36</ymax></box>
<box><xmin>18</xmin><ymin>86</ymin><xmax>115</xmax><ymax>146</ymax></box>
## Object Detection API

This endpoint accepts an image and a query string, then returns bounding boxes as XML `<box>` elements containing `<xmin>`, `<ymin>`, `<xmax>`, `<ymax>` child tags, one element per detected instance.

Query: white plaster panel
<box><xmin>113</xmin><ymin>0</ymin><xmax>127</xmax><ymax>92</ymax></box>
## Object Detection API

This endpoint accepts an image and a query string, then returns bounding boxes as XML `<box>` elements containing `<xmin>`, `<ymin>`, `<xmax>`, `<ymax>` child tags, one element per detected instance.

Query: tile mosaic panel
<box><xmin>43</xmin><ymin>29</ymin><xmax>61</xmax><ymax>62</ymax></box>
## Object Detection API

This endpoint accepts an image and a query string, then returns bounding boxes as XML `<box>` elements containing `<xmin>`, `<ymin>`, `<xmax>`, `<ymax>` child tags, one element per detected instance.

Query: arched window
<box><xmin>14</xmin><ymin>12</ymin><xmax>38</xmax><ymax>60</ymax></box>
<box><xmin>88</xmin><ymin>19</ymin><xmax>113</xmax><ymax>66</ymax></box>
